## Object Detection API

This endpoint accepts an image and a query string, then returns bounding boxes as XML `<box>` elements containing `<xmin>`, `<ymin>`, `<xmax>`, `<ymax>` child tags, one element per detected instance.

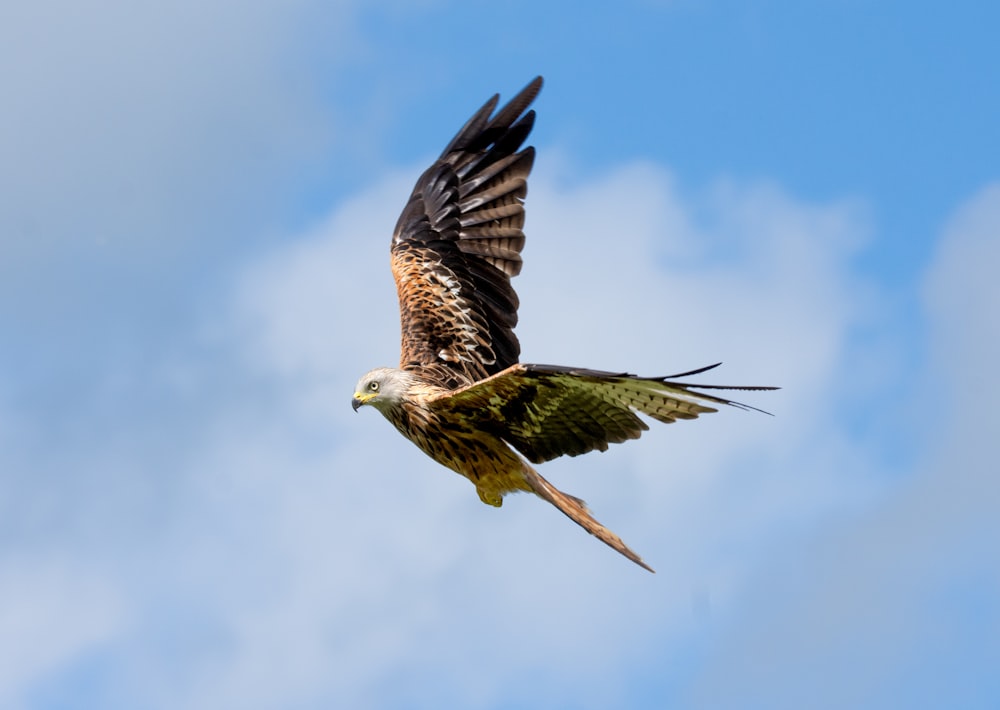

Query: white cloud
<box><xmin>212</xmin><ymin>157</ymin><xmax>880</xmax><ymax>707</ymax></box>
<box><xmin>2</xmin><ymin>5</ymin><xmax>991</xmax><ymax>707</ymax></box>
<box><xmin>924</xmin><ymin>183</ymin><xmax>1000</xmax><ymax>390</ymax></box>
<box><xmin>0</xmin><ymin>1</ymin><xmax>369</xmax><ymax>478</ymax></box>
<box><xmin>682</xmin><ymin>183</ymin><xmax>1000</xmax><ymax>709</ymax></box>
<box><xmin>1</xmin><ymin>114</ymin><xmax>947</xmax><ymax>708</ymax></box>
<box><xmin>233</xmin><ymin>171</ymin><xmax>411</xmax><ymax>384</ymax></box>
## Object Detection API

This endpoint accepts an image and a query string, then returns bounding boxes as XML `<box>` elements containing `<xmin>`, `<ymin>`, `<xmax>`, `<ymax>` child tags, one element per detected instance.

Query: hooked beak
<box><xmin>351</xmin><ymin>393</ymin><xmax>366</xmax><ymax>412</ymax></box>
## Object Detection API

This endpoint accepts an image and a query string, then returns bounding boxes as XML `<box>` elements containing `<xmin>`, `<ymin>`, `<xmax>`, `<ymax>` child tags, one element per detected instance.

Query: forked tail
<box><xmin>521</xmin><ymin>462</ymin><xmax>654</xmax><ymax>573</ymax></box>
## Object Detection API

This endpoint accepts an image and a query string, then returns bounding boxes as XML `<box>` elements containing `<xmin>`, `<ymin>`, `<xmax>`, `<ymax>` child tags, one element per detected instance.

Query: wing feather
<box><xmin>458</xmin><ymin>202</ymin><xmax>523</xmax><ymax>227</ymax></box>
<box><xmin>392</xmin><ymin>78</ymin><xmax>542</xmax><ymax>385</ymax></box>
<box><xmin>430</xmin><ymin>363</ymin><xmax>778</xmax><ymax>463</ymax></box>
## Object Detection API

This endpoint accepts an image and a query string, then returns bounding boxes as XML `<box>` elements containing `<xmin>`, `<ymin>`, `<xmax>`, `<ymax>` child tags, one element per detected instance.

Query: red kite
<box><xmin>353</xmin><ymin>77</ymin><xmax>775</xmax><ymax>571</ymax></box>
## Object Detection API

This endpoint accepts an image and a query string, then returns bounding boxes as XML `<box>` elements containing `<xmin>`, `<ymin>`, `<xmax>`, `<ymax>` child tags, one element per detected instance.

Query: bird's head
<box><xmin>352</xmin><ymin>367</ymin><xmax>413</xmax><ymax>414</ymax></box>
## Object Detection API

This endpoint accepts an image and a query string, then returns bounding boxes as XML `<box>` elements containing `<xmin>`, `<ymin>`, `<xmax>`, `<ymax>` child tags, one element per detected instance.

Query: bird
<box><xmin>352</xmin><ymin>76</ymin><xmax>776</xmax><ymax>572</ymax></box>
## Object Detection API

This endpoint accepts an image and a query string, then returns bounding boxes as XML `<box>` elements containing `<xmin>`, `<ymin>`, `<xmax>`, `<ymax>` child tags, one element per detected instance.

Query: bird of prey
<box><xmin>352</xmin><ymin>76</ymin><xmax>776</xmax><ymax>572</ymax></box>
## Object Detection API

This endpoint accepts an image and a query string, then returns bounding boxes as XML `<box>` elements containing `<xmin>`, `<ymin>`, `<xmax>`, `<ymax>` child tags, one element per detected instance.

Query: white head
<box><xmin>351</xmin><ymin>367</ymin><xmax>415</xmax><ymax>415</ymax></box>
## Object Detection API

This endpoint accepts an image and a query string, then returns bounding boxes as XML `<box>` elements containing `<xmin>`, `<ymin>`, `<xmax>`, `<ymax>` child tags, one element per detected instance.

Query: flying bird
<box><xmin>352</xmin><ymin>76</ymin><xmax>776</xmax><ymax>572</ymax></box>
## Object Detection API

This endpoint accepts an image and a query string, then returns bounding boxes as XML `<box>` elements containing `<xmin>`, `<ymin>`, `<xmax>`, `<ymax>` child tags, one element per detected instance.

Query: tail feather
<box><xmin>521</xmin><ymin>463</ymin><xmax>654</xmax><ymax>573</ymax></box>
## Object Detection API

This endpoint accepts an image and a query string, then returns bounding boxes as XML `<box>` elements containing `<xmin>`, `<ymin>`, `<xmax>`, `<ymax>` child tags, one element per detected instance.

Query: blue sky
<box><xmin>2</xmin><ymin>1</ymin><xmax>998</xmax><ymax>708</ymax></box>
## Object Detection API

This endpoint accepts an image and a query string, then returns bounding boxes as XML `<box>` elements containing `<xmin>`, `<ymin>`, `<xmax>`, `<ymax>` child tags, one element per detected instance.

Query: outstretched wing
<box><xmin>430</xmin><ymin>363</ymin><xmax>778</xmax><ymax>463</ymax></box>
<box><xmin>391</xmin><ymin>77</ymin><xmax>542</xmax><ymax>388</ymax></box>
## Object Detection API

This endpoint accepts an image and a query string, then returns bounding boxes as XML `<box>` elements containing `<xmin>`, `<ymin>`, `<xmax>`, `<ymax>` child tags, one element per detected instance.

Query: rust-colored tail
<box><xmin>521</xmin><ymin>463</ymin><xmax>654</xmax><ymax>573</ymax></box>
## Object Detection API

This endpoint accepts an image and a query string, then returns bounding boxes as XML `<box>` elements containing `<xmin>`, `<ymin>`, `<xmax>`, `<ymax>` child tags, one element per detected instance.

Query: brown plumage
<box><xmin>352</xmin><ymin>77</ymin><xmax>777</xmax><ymax>572</ymax></box>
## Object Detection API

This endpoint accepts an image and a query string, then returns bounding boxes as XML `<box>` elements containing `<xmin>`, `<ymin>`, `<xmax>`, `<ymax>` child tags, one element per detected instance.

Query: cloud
<box><xmin>682</xmin><ymin>184</ymin><xmax>1000</xmax><ymax>709</ymax></box>
<box><xmin>0</xmin><ymin>0</ymin><xmax>357</xmax><ymax>425</ymax></box>
<box><xmin>214</xmin><ymin>157</ymin><xmax>880</xmax><ymax>707</ymax></box>
<box><xmin>2</xmin><ymin>127</ymin><xmax>956</xmax><ymax>708</ymax></box>
<box><xmin>2</xmin><ymin>4</ymin><xmax>992</xmax><ymax>707</ymax></box>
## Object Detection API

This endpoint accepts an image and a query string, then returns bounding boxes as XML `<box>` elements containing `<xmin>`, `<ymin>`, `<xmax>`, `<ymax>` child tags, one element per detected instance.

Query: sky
<box><xmin>1</xmin><ymin>1</ymin><xmax>998</xmax><ymax>708</ymax></box>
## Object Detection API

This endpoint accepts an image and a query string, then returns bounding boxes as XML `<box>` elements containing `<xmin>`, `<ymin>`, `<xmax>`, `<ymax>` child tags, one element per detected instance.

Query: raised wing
<box><xmin>391</xmin><ymin>77</ymin><xmax>542</xmax><ymax>388</ymax></box>
<box><xmin>431</xmin><ymin>363</ymin><xmax>777</xmax><ymax>463</ymax></box>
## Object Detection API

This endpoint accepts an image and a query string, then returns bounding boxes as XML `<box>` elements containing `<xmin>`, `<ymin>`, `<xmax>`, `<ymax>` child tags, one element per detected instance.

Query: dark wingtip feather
<box><xmin>655</xmin><ymin>362</ymin><xmax>779</xmax><ymax>414</ymax></box>
<box><xmin>662</xmin><ymin>362</ymin><xmax>724</xmax><ymax>379</ymax></box>
<box><xmin>438</xmin><ymin>76</ymin><xmax>543</xmax><ymax>160</ymax></box>
<box><xmin>486</xmin><ymin>77</ymin><xmax>543</xmax><ymax>132</ymax></box>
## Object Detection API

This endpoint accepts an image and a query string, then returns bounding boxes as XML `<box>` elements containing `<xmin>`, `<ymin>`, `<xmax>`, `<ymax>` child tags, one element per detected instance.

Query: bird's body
<box><xmin>353</xmin><ymin>77</ymin><xmax>776</xmax><ymax>572</ymax></box>
<box><xmin>357</xmin><ymin>366</ymin><xmax>533</xmax><ymax>506</ymax></box>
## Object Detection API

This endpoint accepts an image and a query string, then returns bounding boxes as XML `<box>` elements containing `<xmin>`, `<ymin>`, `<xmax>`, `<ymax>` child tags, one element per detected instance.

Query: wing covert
<box><xmin>431</xmin><ymin>363</ymin><xmax>777</xmax><ymax>463</ymax></box>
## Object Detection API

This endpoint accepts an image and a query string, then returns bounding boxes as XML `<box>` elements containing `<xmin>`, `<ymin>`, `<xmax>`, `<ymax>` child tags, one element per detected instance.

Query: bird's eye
<box><xmin>369</xmin><ymin>381</ymin><xmax>379</xmax><ymax>392</ymax></box>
